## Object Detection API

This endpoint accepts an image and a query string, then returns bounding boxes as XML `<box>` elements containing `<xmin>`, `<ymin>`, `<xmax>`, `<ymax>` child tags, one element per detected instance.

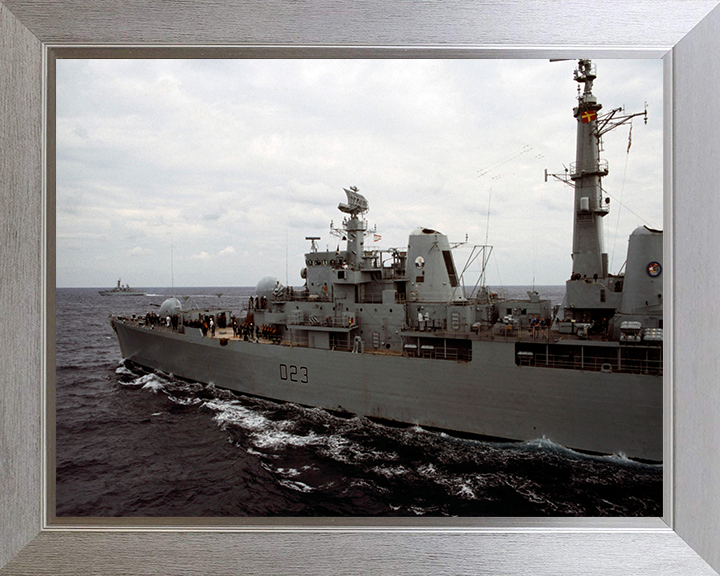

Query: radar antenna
<box><xmin>305</xmin><ymin>237</ymin><xmax>320</xmax><ymax>252</ymax></box>
<box><xmin>338</xmin><ymin>186</ymin><xmax>369</xmax><ymax>216</ymax></box>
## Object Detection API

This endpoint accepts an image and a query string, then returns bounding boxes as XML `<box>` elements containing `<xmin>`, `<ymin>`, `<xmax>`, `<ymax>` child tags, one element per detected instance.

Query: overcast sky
<box><xmin>56</xmin><ymin>58</ymin><xmax>662</xmax><ymax>288</ymax></box>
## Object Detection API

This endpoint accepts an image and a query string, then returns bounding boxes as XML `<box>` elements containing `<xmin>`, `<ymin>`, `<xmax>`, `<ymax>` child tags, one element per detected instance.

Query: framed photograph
<box><xmin>2</xmin><ymin>1</ymin><xmax>720</xmax><ymax>574</ymax></box>
<box><xmin>52</xmin><ymin>55</ymin><xmax>665</xmax><ymax>520</ymax></box>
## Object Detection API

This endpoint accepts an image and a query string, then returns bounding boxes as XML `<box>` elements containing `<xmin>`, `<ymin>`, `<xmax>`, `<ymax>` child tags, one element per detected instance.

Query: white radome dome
<box><xmin>256</xmin><ymin>276</ymin><xmax>279</xmax><ymax>300</ymax></box>
<box><xmin>159</xmin><ymin>297</ymin><xmax>181</xmax><ymax>317</ymax></box>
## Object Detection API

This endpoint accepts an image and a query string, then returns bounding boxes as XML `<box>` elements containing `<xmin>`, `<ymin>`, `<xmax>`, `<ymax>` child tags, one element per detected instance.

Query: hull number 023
<box><xmin>279</xmin><ymin>364</ymin><xmax>309</xmax><ymax>383</ymax></box>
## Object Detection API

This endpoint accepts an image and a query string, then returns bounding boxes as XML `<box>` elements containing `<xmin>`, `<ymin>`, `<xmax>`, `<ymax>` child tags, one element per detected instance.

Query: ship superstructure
<box><xmin>110</xmin><ymin>60</ymin><xmax>663</xmax><ymax>461</ymax></box>
<box><xmin>259</xmin><ymin>185</ymin><xmax>492</xmax><ymax>360</ymax></box>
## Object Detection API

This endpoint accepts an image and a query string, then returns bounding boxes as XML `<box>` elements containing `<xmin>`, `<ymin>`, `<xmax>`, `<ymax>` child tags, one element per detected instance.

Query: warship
<box><xmin>110</xmin><ymin>60</ymin><xmax>663</xmax><ymax>461</ymax></box>
<box><xmin>99</xmin><ymin>279</ymin><xmax>144</xmax><ymax>296</ymax></box>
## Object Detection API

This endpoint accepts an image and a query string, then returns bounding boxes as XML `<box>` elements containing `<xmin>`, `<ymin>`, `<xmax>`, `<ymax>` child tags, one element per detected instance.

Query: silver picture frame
<box><xmin>2</xmin><ymin>1</ymin><xmax>720</xmax><ymax>574</ymax></box>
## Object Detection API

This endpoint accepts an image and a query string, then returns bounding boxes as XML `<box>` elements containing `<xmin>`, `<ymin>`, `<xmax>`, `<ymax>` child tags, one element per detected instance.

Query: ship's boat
<box><xmin>110</xmin><ymin>60</ymin><xmax>662</xmax><ymax>461</ymax></box>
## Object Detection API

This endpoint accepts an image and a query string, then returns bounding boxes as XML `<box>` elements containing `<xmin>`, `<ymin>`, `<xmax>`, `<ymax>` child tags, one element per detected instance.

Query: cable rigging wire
<box><xmin>609</xmin><ymin>125</ymin><xmax>632</xmax><ymax>273</ymax></box>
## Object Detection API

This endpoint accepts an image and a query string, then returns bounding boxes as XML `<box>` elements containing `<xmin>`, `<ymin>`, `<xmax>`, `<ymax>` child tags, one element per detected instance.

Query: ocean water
<box><xmin>55</xmin><ymin>286</ymin><xmax>662</xmax><ymax>517</ymax></box>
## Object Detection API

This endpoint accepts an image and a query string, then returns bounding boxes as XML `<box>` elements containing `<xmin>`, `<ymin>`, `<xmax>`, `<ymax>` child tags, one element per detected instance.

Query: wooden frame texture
<box><xmin>1</xmin><ymin>1</ymin><xmax>720</xmax><ymax>574</ymax></box>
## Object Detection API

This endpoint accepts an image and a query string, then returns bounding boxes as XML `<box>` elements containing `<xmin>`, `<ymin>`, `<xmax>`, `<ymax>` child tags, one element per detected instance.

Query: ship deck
<box><xmin>114</xmin><ymin>314</ymin><xmax>639</xmax><ymax>349</ymax></box>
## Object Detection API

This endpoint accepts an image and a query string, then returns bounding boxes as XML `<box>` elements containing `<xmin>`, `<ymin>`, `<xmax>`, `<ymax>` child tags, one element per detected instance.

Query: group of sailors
<box><xmin>226</xmin><ymin>317</ymin><xmax>282</xmax><ymax>344</ymax></box>
<box><xmin>248</xmin><ymin>296</ymin><xmax>267</xmax><ymax>310</ymax></box>
<box><xmin>141</xmin><ymin>295</ymin><xmax>291</xmax><ymax>343</ymax></box>
<box><xmin>529</xmin><ymin>315</ymin><xmax>548</xmax><ymax>338</ymax></box>
<box><xmin>259</xmin><ymin>324</ymin><xmax>282</xmax><ymax>344</ymax></box>
<box><xmin>200</xmin><ymin>318</ymin><xmax>216</xmax><ymax>337</ymax></box>
<box><xmin>248</xmin><ymin>288</ymin><xmax>301</xmax><ymax>310</ymax></box>
<box><xmin>144</xmin><ymin>311</ymin><xmax>163</xmax><ymax>327</ymax></box>
<box><xmin>145</xmin><ymin>311</ymin><xmax>182</xmax><ymax>332</ymax></box>
<box><xmin>231</xmin><ymin>317</ymin><xmax>259</xmax><ymax>341</ymax></box>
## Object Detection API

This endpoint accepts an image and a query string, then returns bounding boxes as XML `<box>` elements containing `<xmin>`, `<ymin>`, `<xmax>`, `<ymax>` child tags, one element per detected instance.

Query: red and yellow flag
<box><xmin>581</xmin><ymin>110</ymin><xmax>597</xmax><ymax>124</ymax></box>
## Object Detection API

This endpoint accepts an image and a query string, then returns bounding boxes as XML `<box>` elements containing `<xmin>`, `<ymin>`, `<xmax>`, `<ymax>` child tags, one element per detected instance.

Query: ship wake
<box><xmin>112</xmin><ymin>361</ymin><xmax>663</xmax><ymax>517</ymax></box>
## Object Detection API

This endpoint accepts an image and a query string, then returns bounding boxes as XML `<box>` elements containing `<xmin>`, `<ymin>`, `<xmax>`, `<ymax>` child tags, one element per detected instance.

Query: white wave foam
<box><xmin>115</xmin><ymin>365</ymin><xmax>134</xmax><ymax>376</ymax></box>
<box><xmin>168</xmin><ymin>395</ymin><xmax>202</xmax><ymax>406</ymax></box>
<box><xmin>204</xmin><ymin>399</ymin><xmax>273</xmax><ymax>431</ymax></box>
<box><xmin>454</xmin><ymin>483</ymin><xmax>477</xmax><ymax>500</ymax></box>
<box><xmin>275</xmin><ymin>467</ymin><xmax>308</xmax><ymax>478</ymax></box>
<box><xmin>316</xmin><ymin>434</ymin><xmax>399</xmax><ymax>466</ymax></box>
<box><xmin>255</xmin><ymin>429</ymin><xmax>323</xmax><ymax>450</ymax></box>
<box><xmin>522</xmin><ymin>436</ymin><xmax>661</xmax><ymax>467</ymax></box>
<box><xmin>202</xmin><ymin>397</ymin><xmax>404</xmax><ymax>472</ymax></box>
<box><xmin>134</xmin><ymin>373</ymin><xmax>169</xmax><ymax>393</ymax></box>
<box><xmin>203</xmin><ymin>399</ymin><xmax>325</xmax><ymax>450</ymax></box>
<box><xmin>417</xmin><ymin>463</ymin><xmax>438</xmax><ymax>477</ymax></box>
<box><xmin>371</xmin><ymin>465</ymin><xmax>408</xmax><ymax>479</ymax></box>
<box><xmin>247</xmin><ymin>446</ymin><xmax>278</xmax><ymax>459</ymax></box>
<box><xmin>277</xmin><ymin>479</ymin><xmax>314</xmax><ymax>493</ymax></box>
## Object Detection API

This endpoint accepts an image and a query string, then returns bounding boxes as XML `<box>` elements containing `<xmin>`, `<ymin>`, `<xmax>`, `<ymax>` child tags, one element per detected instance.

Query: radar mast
<box><xmin>548</xmin><ymin>59</ymin><xmax>647</xmax><ymax>281</ymax></box>
<box><xmin>332</xmin><ymin>186</ymin><xmax>369</xmax><ymax>270</ymax></box>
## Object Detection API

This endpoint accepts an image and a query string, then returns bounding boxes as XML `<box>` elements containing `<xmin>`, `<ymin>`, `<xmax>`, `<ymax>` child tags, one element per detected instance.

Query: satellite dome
<box><xmin>256</xmin><ymin>276</ymin><xmax>279</xmax><ymax>300</ymax></box>
<box><xmin>158</xmin><ymin>297</ymin><xmax>181</xmax><ymax>317</ymax></box>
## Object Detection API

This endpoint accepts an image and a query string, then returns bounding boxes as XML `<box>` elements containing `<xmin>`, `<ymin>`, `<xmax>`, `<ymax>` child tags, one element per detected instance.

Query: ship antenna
<box><xmin>170</xmin><ymin>229</ymin><xmax>175</xmax><ymax>298</ymax></box>
<box><xmin>481</xmin><ymin>188</ymin><xmax>492</xmax><ymax>287</ymax></box>
<box><xmin>610</xmin><ymin>127</ymin><xmax>632</xmax><ymax>272</ymax></box>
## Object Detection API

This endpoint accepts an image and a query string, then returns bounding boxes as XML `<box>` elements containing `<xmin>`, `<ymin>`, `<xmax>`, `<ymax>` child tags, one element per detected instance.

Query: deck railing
<box><xmin>517</xmin><ymin>351</ymin><xmax>663</xmax><ymax>376</ymax></box>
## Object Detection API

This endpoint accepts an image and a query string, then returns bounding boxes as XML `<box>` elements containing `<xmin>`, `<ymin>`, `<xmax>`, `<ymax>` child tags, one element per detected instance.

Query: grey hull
<box><xmin>112</xmin><ymin>320</ymin><xmax>662</xmax><ymax>462</ymax></box>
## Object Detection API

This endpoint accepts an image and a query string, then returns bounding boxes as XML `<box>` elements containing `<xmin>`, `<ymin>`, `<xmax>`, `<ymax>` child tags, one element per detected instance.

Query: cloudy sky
<box><xmin>56</xmin><ymin>58</ymin><xmax>663</xmax><ymax>288</ymax></box>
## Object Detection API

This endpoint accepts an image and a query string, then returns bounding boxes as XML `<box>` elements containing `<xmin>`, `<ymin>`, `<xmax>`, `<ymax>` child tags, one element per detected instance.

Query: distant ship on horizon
<box><xmin>99</xmin><ymin>279</ymin><xmax>144</xmax><ymax>296</ymax></box>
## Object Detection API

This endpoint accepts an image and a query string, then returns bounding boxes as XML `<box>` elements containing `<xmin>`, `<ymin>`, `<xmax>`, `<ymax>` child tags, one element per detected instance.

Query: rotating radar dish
<box><xmin>338</xmin><ymin>186</ymin><xmax>369</xmax><ymax>216</ymax></box>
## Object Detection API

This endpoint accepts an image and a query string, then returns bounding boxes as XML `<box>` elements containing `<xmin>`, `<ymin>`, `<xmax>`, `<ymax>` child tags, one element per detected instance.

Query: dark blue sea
<box><xmin>55</xmin><ymin>286</ymin><xmax>662</xmax><ymax>517</ymax></box>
